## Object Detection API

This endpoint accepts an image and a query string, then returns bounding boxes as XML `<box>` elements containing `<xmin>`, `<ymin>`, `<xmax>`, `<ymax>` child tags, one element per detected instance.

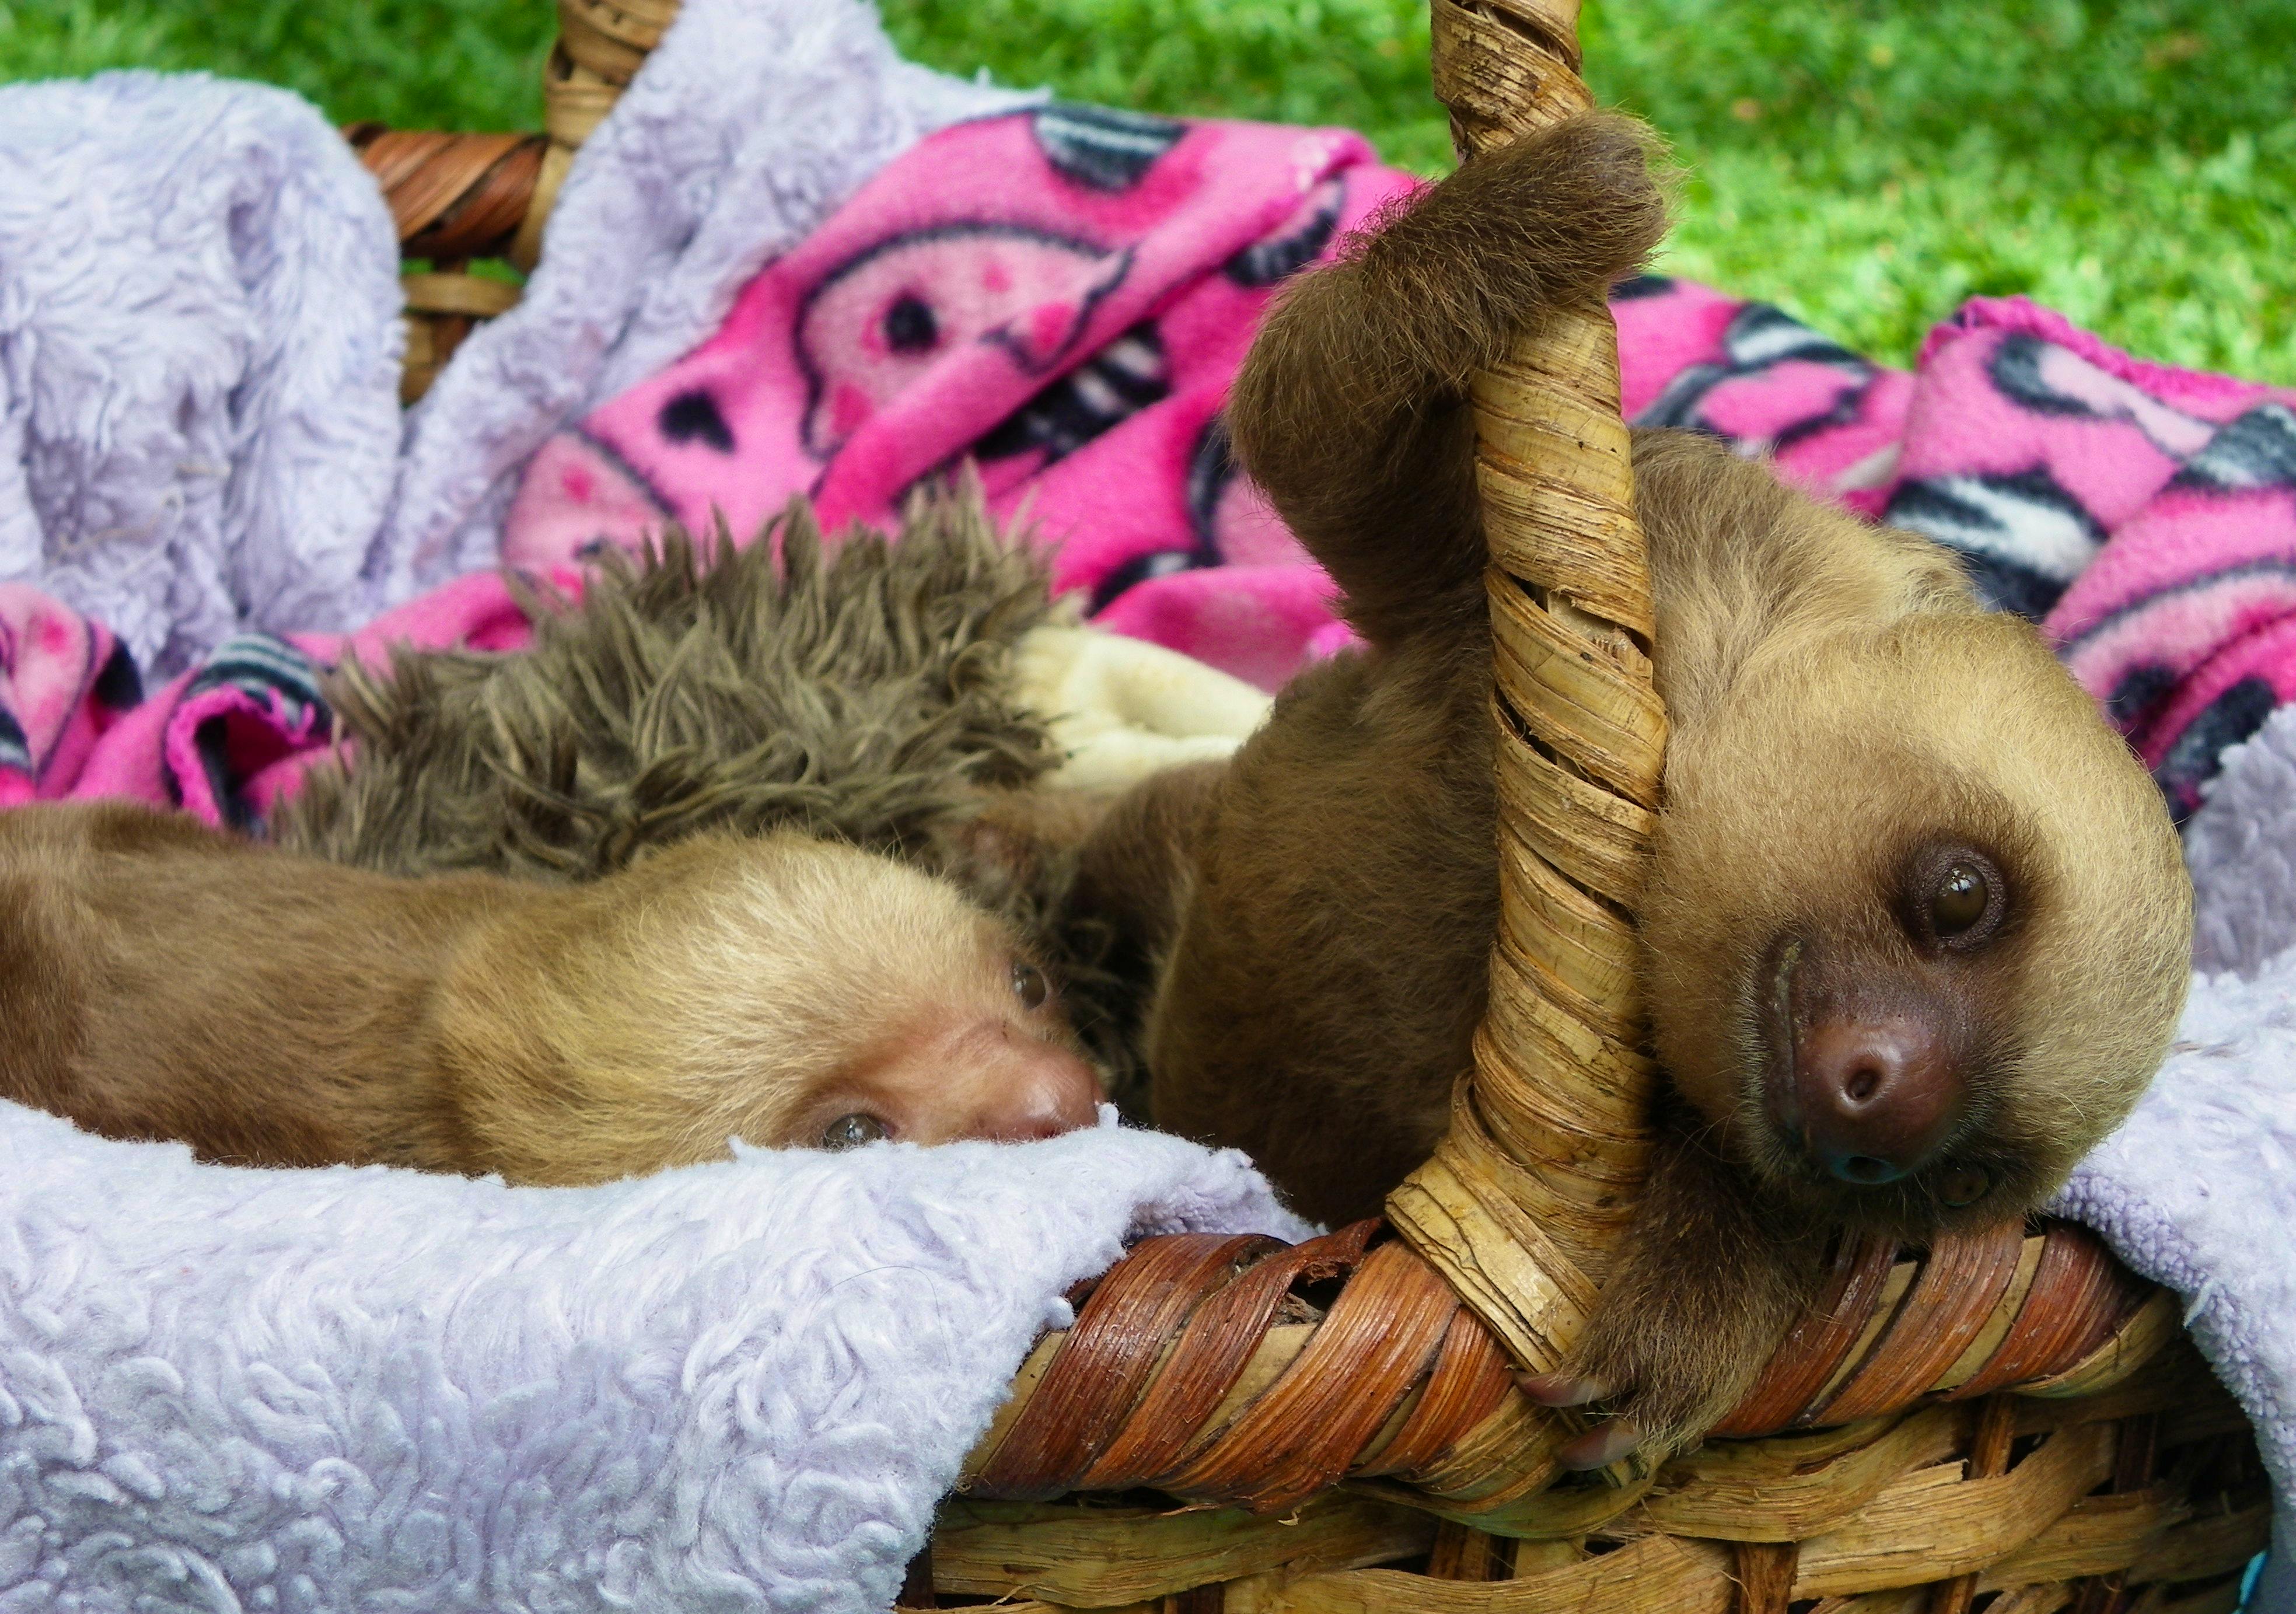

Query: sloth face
<box><xmin>1640</xmin><ymin>610</ymin><xmax>2192</xmax><ymax>1232</ymax></box>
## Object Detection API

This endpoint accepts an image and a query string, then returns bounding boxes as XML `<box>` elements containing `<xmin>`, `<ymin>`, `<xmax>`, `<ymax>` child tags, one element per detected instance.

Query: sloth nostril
<box><xmin>1787</xmin><ymin>1012</ymin><xmax>1966</xmax><ymax>1181</ymax></box>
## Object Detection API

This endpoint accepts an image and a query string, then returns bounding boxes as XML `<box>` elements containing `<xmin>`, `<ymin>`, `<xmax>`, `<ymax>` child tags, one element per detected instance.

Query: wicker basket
<box><xmin>350</xmin><ymin>2</ymin><xmax>2269</xmax><ymax>1608</ymax></box>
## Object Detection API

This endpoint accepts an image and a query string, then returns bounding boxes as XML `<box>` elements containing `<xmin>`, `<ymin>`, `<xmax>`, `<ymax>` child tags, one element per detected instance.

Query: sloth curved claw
<box><xmin>1557</xmin><ymin>1417</ymin><xmax>1647</xmax><ymax>1471</ymax></box>
<box><xmin>1514</xmin><ymin>1370</ymin><xmax>1613</xmax><ymax>1408</ymax></box>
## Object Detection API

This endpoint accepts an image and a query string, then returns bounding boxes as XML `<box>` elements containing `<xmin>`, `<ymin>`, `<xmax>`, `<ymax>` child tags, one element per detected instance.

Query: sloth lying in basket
<box><xmin>0</xmin><ymin>114</ymin><xmax>2189</xmax><ymax>1468</ymax></box>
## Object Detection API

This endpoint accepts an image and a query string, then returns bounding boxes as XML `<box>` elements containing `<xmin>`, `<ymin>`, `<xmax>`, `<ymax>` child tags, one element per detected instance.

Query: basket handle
<box><xmin>1382</xmin><ymin>0</ymin><xmax>1667</xmax><ymax>1385</ymax></box>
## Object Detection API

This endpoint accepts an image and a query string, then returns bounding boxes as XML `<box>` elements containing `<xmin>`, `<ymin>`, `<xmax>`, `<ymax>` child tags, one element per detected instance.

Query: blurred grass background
<box><xmin>4</xmin><ymin>0</ymin><xmax>2290</xmax><ymax>381</ymax></box>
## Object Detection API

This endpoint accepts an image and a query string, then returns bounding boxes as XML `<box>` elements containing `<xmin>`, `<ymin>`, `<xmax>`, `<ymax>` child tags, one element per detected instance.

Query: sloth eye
<box><xmin>1011</xmin><ymin>962</ymin><xmax>1049</xmax><ymax>1011</ymax></box>
<box><xmin>1909</xmin><ymin>847</ymin><xmax>2005</xmax><ymax>950</ymax></box>
<box><xmin>822</xmin><ymin>1113</ymin><xmax>888</xmax><ymax>1150</ymax></box>
<box><xmin>1937</xmin><ymin>1165</ymin><xmax>1992</xmax><ymax>1208</ymax></box>
<box><xmin>1930</xmin><ymin>864</ymin><xmax>1991</xmax><ymax>937</ymax></box>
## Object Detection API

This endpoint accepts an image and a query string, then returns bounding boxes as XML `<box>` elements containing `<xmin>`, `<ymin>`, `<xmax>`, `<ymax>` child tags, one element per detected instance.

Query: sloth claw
<box><xmin>1514</xmin><ymin>1370</ymin><xmax>1612</xmax><ymax>1408</ymax></box>
<box><xmin>1542</xmin><ymin>1309</ymin><xmax>1749</xmax><ymax>1466</ymax></box>
<box><xmin>1557</xmin><ymin>1417</ymin><xmax>1647</xmax><ymax>1470</ymax></box>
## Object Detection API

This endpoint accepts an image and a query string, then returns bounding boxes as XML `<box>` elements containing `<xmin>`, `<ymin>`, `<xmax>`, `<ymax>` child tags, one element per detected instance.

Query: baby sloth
<box><xmin>0</xmin><ymin>801</ymin><xmax>1101</xmax><ymax>1183</ymax></box>
<box><xmin>1058</xmin><ymin>113</ymin><xmax>2193</xmax><ymax>1461</ymax></box>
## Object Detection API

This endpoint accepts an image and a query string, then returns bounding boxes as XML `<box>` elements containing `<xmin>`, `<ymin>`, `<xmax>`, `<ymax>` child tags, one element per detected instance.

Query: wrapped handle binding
<box><xmin>1383</xmin><ymin>0</ymin><xmax>1666</xmax><ymax>1390</ymax></box>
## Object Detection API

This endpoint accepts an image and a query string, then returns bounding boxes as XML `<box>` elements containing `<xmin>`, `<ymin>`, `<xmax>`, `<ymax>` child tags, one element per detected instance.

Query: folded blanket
<box><xmin>2069</xmin><ymin>714</ymin><xmax>2296</xmax><ymax>1605</ymax></box>
<box><xmin>2183</xmin><ymin>704</ymin><xmax>2296</xmax><ymax>979</ymax></box>
<box><xmin>0</xmin><ymin>1102</ymin><xmax>1310</xmax><ymax>1612</ymax></box>
<box><xmin>375</xmin><ymin>0</ymin><xmax>1033</xmax><ymax>605</ymax></box>
<box><xmin>0</xmin><ymin>71</ymin><xmax>403</xmax><ymax>678</ymax></box>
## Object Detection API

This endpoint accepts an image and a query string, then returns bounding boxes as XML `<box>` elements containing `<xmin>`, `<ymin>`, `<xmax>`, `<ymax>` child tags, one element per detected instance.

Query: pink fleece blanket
<box><xmin>505</xmin><ymin>105</ymin><xmax>1416</xmax><ymax>692</ymax></box>
<box><xmin>6</xmin><ymin>103</ymin><xmax>2293</xmax><ymax>830</ymax></box>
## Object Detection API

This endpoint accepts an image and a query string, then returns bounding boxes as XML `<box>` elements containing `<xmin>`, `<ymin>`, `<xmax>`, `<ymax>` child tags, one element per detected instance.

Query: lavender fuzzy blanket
<box><xmin>2120</xmin><ymin>707</ymin><xmax>2296</xmax><ymax>1609</ymax></box>
<box><xmin>0</xmin><ymin>1106</ymin><xmax>1308</xmax><ymax>1612</ymax></box>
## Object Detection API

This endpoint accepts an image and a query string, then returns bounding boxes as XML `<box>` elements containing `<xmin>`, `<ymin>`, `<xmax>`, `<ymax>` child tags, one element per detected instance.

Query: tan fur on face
<box><xmin>0</xmin><ymin>803</ymin><xmax>1100</xmax><ymax>1185</ymax></box>
<box><xmin>1643</xmin><ymin>544</ymin><xmax>2192</xmax><ymax>1227</ymax></box>
<box><xmin>436</xmin><ymin>830</ymin><xmax>1096</xmax><ymax>1183</ymax></box>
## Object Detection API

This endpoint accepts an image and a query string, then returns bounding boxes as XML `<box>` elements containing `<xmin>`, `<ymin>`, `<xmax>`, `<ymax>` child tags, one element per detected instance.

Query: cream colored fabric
<box><xmin>1013</xmin><ymin>624</ymin><xmax>1272</xmax><ymax>792</ymax></box>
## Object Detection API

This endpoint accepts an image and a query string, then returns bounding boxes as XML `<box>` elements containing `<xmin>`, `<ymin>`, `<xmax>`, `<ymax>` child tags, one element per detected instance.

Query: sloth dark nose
<box><xmin>1791</xmin><ymin>1016</ymin><xmax>1962</xmax><ymax>1185</ymax></box>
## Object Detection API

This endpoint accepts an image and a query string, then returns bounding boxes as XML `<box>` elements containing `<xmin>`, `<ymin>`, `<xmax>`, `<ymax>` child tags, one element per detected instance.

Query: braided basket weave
<box><xmin>355</xmin><ymin>3</ymin><xmax>2267</xmax><ymax>1608</ymax></box>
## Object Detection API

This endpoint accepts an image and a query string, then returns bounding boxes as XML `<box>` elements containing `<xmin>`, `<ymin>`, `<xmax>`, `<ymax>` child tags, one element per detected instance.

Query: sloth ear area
<box><xmin>926</xmin><ymin>791</ymin><xmax>1113</xmax><ymax>909</ymax></box>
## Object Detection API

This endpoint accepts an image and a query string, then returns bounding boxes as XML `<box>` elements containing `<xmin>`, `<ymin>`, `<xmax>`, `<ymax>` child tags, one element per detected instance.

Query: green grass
<box><xmin>5</xmin><ymin>0</ymin><xmax>2291</xmax><ymax>382</ymax></box>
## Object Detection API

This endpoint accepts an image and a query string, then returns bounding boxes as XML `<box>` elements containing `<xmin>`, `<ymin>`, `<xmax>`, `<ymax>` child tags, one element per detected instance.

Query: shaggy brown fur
<box><xmin>0</xmin><ymin>800</ymin><xmax>1101</xmax><ymax>1182</ymax></box>
<box><xmin>1050</xmin><ymin>113</ymin><xmax>2193</xmax><ymax>1460</ymax></box>
<box><xmin>274</xmin><ymin>491</ymin><xmax>1063</xmax><ymax>884</ymax></box>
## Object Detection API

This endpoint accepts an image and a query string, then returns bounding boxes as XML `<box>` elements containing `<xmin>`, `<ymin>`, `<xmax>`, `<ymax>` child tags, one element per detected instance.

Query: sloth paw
<box><xmin>1515</xmin><ymin>1323</ymin><xmax>1749</xmax><ymax>1470</ymax></box>
<box><xmin>1501</xmin><ymin>1119</ymin><xmax>1826</xmax><ymax>1468</ymax></box>
<box><xmin>1509</xmin><ymin>1162</ymin><xmax>1815</xmax><ymax>1468</ymax></box>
